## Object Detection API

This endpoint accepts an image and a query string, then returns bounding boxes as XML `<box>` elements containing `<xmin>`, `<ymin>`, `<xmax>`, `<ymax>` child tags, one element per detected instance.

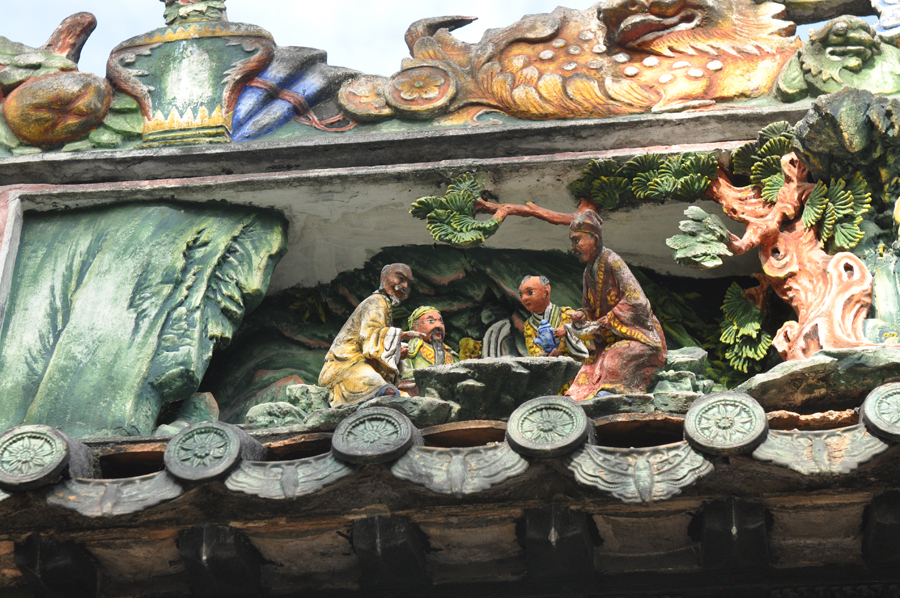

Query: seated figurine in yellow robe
<box><xmin>400</xmin><ymin>306</ymin><xmax>459</xmax><ymax>385</ymax></box>
<box><xmin>319</xmin><ymin>264</ymin><xmax>424</xmax><ymax>406</ymax></box>
<box><xmin>519</xmin><ymin>275</ymin><xmax>588</xmax><ymax>359</ymax></box>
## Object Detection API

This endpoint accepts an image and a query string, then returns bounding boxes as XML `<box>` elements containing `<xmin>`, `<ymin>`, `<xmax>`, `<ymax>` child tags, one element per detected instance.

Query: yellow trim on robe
<box><xmin>523</xmin><ymin>304</ymin><xmax>578</xmax><ymax>357</ymax></box>
<box><xmin>401</xmin><ymin>338</ymin><xmax>459</xmax><ymax>381</ymax></box>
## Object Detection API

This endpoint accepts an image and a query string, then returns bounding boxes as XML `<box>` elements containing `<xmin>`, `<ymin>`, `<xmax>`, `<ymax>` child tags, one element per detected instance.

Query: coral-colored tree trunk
<box><xmin>706</xmin><ymin>154</ymin><xmax>874</xmax><ymax>360</ymax></box>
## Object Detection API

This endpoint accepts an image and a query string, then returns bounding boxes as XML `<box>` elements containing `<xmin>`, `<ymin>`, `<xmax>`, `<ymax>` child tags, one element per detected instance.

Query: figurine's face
<box><xmin>519</xmin><ymin>277</ymin><xmax>551</xmax><ymax>314</ymax></box>
<box><xmin>414</xmin><ymin>310</ymin><xmax>445</xmax><ymax>342</ymax></box>
<box><xmin>570</xmin><ymin>231</ymin><xmax>601</xmax><ymax>264</ymax></box>
<box><xmin>383</xmin><ymin>266</ymin><xmax>413</xmax><ymax>302</ymax></box>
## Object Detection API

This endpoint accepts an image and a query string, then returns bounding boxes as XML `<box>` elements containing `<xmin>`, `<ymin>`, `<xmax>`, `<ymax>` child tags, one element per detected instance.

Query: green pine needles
<box><xmin>568</xmin><ymin>152</ymin><xmax>718</xmax><ymax>208</ymax></box>
<box><xmin>801</xmin><ymin>172</ymin><xmax>872</xmax><ymax>252</ymax></box>
<box><xmin>731</xmin><ymin>121</ymin><xmax>795</xmax><ymax>204</ymax></box>
<box><xmin>719</xmin><ymin>283</ymin><xmax>773</xmax><ymax>373</ymax></box>
<box><xmin>731</xmin><ymin>120</ymin><xmax>872</xmax><ymax>251</ymax></box>
<box><xmin>410</xmin><ymin>174</ymin><xmax>502</xmax><ymax>249</ymax></box>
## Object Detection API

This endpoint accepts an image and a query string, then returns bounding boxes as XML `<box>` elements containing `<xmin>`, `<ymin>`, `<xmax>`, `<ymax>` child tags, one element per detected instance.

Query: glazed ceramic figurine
<box><xmin>400</xmin><ymin>306</ymin><xmax>459</xmax><ymax>389</ymax></box>
<box><xmin>533</xmin><ymin>320</ymin><xmax>558</xmax><ymax>354</ymax></box>
<box><xmin>566</xmin><ymin>210</ymin><xmax>667</xmax><ymax>400</ymax></box>
<box><xmin>318</xmin><ymin>264</ymin><xmax>424</xmax><ymax>406</ymax></box>
<box><xmin>519</xmin><ymin>275</ymin><xmax>587</xmax><ymax>359</ymax></box>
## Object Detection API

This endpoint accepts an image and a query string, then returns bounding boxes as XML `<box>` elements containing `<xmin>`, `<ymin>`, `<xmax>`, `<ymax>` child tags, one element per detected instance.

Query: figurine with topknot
<box><xmin>566</xmin><ymin>210</ymin><xmax>667</xmax><ymax>399</ymax></box>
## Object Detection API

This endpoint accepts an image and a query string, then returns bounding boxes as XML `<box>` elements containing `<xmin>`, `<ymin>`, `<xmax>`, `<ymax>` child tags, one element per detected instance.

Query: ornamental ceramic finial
<box><xmin>161</xmin><ymin>0</ymin><xmax>228</xmax><ymax>25</ymax></box>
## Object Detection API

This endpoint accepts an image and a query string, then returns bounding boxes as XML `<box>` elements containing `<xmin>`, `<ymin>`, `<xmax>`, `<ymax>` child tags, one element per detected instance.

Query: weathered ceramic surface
<box><xmin>391</xmin><ymin>443</ymin><xmax>528</xmax><ymax>496</ymax></box>
<box><xmin>330</xmin><ymin>406</ymin><xmax>419</xmax><ymax>464</ymax></box>
<box><xmin>231</xmin><ymin>47</ymin><xmax>357</xmax><ymax>141</ymax></box>
<box><xmin>777</xmin><ymin>16</ymin><xmax>900</xmax><ymax>102</ymax></box>
<box><xmin>108</xmin><ymin>3</ymin><xmax>275</xmax><ymax>147</ymax></box>
<box><xmin>0</xmin><ymin>192</ymin><xmax>20</xmax><ymax>335</ymax></box>
<box><xmin>46</xmin><ymin>471</ymin><xmax>184</xmax><ymax>517</ymax></box>
<box><xmin>226</xmin><ymin>453</ymin><xmax>356</xmax><ymax>499</ymax></box>
<box><xmin>796</xmin><ymin>90</ymin><xmax>900</xmax><ymax>337</ymax></box>
<box><xmin>0</xmin><ymin>12</ymin><xmax>108</xmax><ymax>150</ymax></box>
<box><xmin>6</xmin><ymin>0</ymin><xmax>900</xmax><ymax>153</ymax></box>
<box><xmin>860</xmin><ymin>382</ymin><xmax>900</xmax><ymax>442</ymax></box>
<box><xmin>0</xmin><ymin>425</ymin><xmax>70</xmax><ymax>490</ymax></box>
<box><xmin>0</xmin><ymin>202</ymin><xmax>286</xmax><ymax>438</ymax></box>
<box><xmin>164</xmin><ymin>422</ymin><xmax>243</xmax><ymax>482</ymax></box>
<box><xmin>567</xmin><ymin>440</ymin><xmax>714</xmax><ymax>503</ymax></box>
<box><xmin>694</xmin><ymin>152</ymin><xmax>874</xmax><ymax>361</ymax></box>
<box><xmin>751</xmin><ymin>424</ymin><xmax>890</xmax><ymax>475</ymax></box>
<box><xmin>736</xmin><ymin>347</ymin><xmax>900</xmax><ymax>412</ymax></box>
<box><xmin>414</xmin><ymin>357</ymin><xmax>583</xmax><ymax>421</ymax></box>
<box><xmin>506</xmin><ymin>396</ymin><xmax>591</xmax><ymax>457</ymax></box>
<box><xmin>683</xmin><ymin>391</ymin><xmax>768</xmax><ymax>455</ymax></box>
<box><xmin>4</xmin><ymin>72</ymin><xmax>112</xmax><ymax>147</ymax></box>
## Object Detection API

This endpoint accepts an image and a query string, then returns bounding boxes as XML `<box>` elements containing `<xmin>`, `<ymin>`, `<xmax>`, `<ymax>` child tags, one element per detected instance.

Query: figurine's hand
<box><xmin>570</xmin><ymin>311</ymin><xmax>586</xmax><ymax>324</ymax></box>
<box><xmin>553</xmin><ymin>326</ymin><xmax>566</xmax><ymax>338</ymax></box>
<box><xmin>548</xmin><ymin>348</ymin><xmax>560</xmax><ymax>357</ymax></box>
<box><xmin>401</xmin><ymin>330</ymin><xmax>425</xmax><ymax>341</ymax></box>
<box><xmin>397</xmin><ymin>381</ymin><xmax>417</xmax><ymax>393</ymax></box>
<box><xmin>400</xmin><ymin>343</ymin><xmax>410</xmax><ymax>359</ymax></box>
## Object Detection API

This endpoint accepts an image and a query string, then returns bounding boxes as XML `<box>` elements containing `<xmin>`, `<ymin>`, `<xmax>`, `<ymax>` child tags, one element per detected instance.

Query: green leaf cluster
<box><xmin>800</xmin><ymin>172</ymin><xmax>872</xmax><ymax>252</ymax></box>
<box><xmin>666</xmin><ymin>206</ymin><xmax>733</xmax><ymax>269</ymax></box>
<box><xmin>719</xmin><ymin>283</ymin><xmax>773</xmax><ymax>373</ymax></box>
<box><xmin>0</xmin><ymin>42</ymin><xmax>77</xmax><ymax>91</ymax></box>
<box><xmin>732</xmin><ymin>121</ymin><xmax>795</xmax><ymax>203</ymax></box>
<box><xmin>568</xmin><ymin>153</ymin><xmax>717</xmax><ymax>209</ymax></box>
<box><xmin>410</xmin><ymin>174</ymin><xmax>503</xmax><ymax>249</ymax></box>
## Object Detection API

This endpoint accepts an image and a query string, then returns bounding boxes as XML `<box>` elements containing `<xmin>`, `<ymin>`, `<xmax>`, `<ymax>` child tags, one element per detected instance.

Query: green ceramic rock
<box><xmin>735</xmin><ymin>347</ymin><xmax>900</xmax><ymax>413</ymax></box>
<box><xmin>0</xmin><ymin>202</ymin><xmax>286</xmax><ymax>438</ymax></box>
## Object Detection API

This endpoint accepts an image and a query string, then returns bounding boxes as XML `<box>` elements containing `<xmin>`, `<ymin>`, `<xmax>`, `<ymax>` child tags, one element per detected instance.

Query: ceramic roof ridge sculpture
<box><xmin>340</xmin><ymin>0</ymin><xmax>799</xmax><ymax>123</ymax></box>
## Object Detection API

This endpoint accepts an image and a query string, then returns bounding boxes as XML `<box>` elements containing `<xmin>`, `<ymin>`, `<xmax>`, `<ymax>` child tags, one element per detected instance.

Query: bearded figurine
<box><xmin>319</xmin><ymin>263</ymin><xmax>424</xmax><ymax>406</ymax></box>
<box><xmin>400</xmin><ymin>306</ymin><xmax>459</xmax><ymax>389</ymax></box>
<box><xmin>566</xmin><ymin>210</ymin><xmax>667</xmax><ymax>400</ymax></box>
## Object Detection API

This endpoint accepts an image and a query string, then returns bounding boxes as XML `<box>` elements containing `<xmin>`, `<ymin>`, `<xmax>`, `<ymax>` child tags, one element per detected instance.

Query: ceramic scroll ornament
<box><xmin>107</xmin><ymin>0</ymin><xmax>275</xmax><ymax>147</ymax></box>
<box><xmin>340</xmin><ymin>0</ymin><xmax>798</xmax><ymax>123</ymax></box>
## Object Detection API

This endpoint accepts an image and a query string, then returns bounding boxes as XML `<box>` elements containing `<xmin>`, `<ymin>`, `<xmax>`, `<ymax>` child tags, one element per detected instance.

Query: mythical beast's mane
<box><xmin>638</xmin><ymin>0</ymin><xmax>796</xmax><ymax>57</ymax></box>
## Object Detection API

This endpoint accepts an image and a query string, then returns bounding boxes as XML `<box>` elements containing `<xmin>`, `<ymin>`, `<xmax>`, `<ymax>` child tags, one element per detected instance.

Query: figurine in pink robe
<box><xmin>565</xmin><ymin>210</ymin><xmax>667</xmax><ymax>400</ymax></box>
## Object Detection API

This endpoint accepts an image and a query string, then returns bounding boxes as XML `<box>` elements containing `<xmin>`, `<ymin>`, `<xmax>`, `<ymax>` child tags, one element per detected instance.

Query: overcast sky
<box><xmin>3</xmin><ymin>1</ymin><xmax>829</xmax><ymax>80</ymax></box>
<box><xmin>4</xmin><ymin>1</ymin><xmax>582</xmax><ymax>78</ymax></box>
